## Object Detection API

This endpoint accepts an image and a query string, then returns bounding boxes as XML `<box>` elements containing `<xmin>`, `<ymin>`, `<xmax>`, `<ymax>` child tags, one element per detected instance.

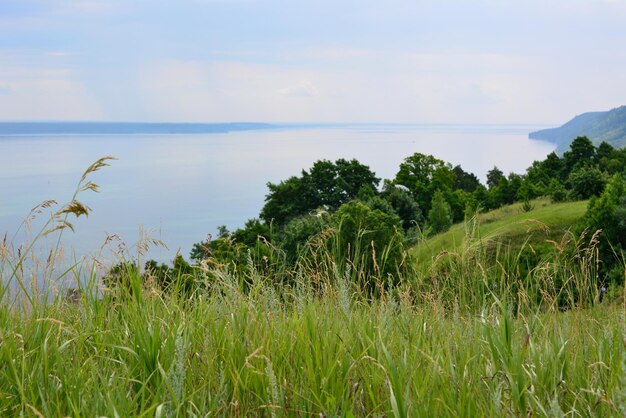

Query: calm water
<box><xmin>0</xmin><ymin>124</ymin><xmax>554</xmax><ymax>263</ymax></box>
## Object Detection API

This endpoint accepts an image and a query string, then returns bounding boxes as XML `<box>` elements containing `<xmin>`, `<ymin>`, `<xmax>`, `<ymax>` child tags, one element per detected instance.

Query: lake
<box><xmin>0</xmin><ymin>124</ymin><xmax>555</xmax><ymax>264</ymax></box>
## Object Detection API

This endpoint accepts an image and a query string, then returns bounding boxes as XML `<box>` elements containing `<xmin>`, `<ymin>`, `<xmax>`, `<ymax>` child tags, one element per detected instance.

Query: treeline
<box><xmin>109</xmin><ymin>136</ymin><xmax>626</xmax><ymax>294</ymax></box>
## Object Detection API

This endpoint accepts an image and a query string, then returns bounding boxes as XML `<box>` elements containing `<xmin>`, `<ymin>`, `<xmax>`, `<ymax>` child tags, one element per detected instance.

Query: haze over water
<box><xmin>0</xmin><ymin>124</ymin><xmax>554</xmax><ymax>263</ymax></box>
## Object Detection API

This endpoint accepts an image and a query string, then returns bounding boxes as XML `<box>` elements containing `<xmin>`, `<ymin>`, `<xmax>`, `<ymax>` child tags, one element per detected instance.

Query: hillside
<box><xmin>529</xmin><ymin>105</ymin><xmax>626</xmax><ymax>152</ymax></box>
<box><xmin>412</xmin><ymin>198</ymin><xmax>588</xmax><ymax>267</ymax></box>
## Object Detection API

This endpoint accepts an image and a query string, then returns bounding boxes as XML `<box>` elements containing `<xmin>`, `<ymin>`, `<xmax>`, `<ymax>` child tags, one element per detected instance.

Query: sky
<box><xmin>1</xmin><ymin>0</ymin><xmax>626</xmax><ymax>124</ymax></box>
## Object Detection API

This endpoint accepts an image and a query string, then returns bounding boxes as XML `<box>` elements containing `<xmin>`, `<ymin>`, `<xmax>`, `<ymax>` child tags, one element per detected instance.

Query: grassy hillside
<box><xmin>2</xmin><ymin>193</ymin><xmax>623</xmax><ymax>416</ymax></box>
<box><xmin>529</xmin><ymin>105</ymin><xmax>626</xmax><ymax>151</ymax></box>
<box><xmin>412</xmin><ymin>198</ymin><xmax>588</xmax><ymax>267</ymax></box>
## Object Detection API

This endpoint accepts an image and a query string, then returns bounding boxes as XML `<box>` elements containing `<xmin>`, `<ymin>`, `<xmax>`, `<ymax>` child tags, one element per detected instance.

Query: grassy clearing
<box><xmin>412</xmin><ymin>198</ymin><xmax>588</xmax><ymax>266</ymax></box>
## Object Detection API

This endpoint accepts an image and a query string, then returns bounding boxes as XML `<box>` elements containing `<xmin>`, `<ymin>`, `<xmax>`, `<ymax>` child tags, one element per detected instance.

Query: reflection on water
<box><xmin>0</xmin><ymin>125</ymin><xmax>554</xmax><ymax>263</ymax></box>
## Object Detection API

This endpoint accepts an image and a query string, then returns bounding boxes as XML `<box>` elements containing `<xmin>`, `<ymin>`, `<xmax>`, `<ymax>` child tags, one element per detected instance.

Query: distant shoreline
<box><xmin>0</xmin><ymin>121</ymin><xmax>551</xmax><ymax>137</ymax></box>
<box><xmin>0</xmin><ymin>122</ymin><xmax>275</xmax><ymax>136</ymax></box>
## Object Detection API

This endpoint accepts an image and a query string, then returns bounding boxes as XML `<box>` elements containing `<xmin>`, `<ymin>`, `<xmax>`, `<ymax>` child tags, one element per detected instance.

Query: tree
<box><xmin>547</xmin><ymin>179</ymin><xmax>567</xmax><ymax>202</ymax></box>
<box><xmin>233</xmin><ymin>218</ymin><xmax>272</xmax><ymax>247</ymax></box>
<box><xmin>486</xmin><ymin>166</ymin><xmax>505</xmax><ymax>189</ymax></box>
<box><xmin>595</xmin><ymin>141</ymin><xmax>615</xmax><ymax>163</ymax></box>
<box><xmin>380</xmin><ymin>182</ymin><xmax>423</xmax><ymax>230</ymax></box>
<box><xmin>260</xmin><ymin>176</ymin><xmax>311</xmax><ymax>225</ymax></box>
<box><xmin>321</xmin><ymin>201</ymin><xmax>406</xmax><ymax>291</ymax></box>
<box><xmin>487</xmin><ymin>176</ymin><xmax>512</xmax><ymax>208</ymax></box>
<box><xmin>584</xmin><ymin>174</ymin><xmax>626</xmax><ymax>284</ymax></box>
<box><xmin>563</xmin><ymin>136</ymin><xmax>596</xmax><ymax>173</ymax></box>
<box><xmin>452</xmin><ymin>165</ymin><xmax>480</xmax><ymax>192</ymax></box>
<box><xmin>526</xmin><ymin>152</ymin><xmax>565</xmax><ymax>185</ymax></box>
<box><xmin>261</xmin><ymin>159</ymin><xmax>379</xmax><ymax>226</ymax></box>
<box><xmin>568</xmin><ymin>165</ymin><xmax>607</xmax><ymax>200</ymax></box>
<box><xmin>595</xmin><ymin>141</ymin><xmax>624</xmax><ymax>174</ymax></box>
<box><xmin>334</xmin><ymin>158</ymin><xmax>380</xmax><ymax>203</ymax></box>
<box><xmin>428</xmin><ymin>190</ymin><xmax>452</xmax><ymax>234</ymax></box>
<box><xmin>445</xmin><ymin>189</ymin><xmax>470</xmax><ymax>223</ymax></box>
<box><xmin>280</xmin><ymin>212</ymin><xmax>330</xmax><ymax>262</ymax></box>
<box><xmin>394</xmin><ymin>153</ymin><xmax>454</xmax><ymax>215</ymax></box>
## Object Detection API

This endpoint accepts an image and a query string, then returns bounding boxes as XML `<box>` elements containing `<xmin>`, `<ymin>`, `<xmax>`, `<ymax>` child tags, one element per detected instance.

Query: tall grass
<box><xmin>1</xmin><ymin>159</ymin><xmax>626</xmax><ymax>416</ymax></box>
<box><xmin>412</xmin><ymin>214</ymin><xmax>603</xmax><ymax>315</ymax></box>
<box><xmin>0</xmin><ymin>263</ymin><xmax>625</xmax><ymax>416</ymax></box>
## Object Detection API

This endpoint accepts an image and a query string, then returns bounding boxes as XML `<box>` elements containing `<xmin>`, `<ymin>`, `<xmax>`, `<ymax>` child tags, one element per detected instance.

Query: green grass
<box><xmin>1</xmin><ymin>162</ymin><xmax>624</xmax><ymax>416</ymax></box>
<box><xmin>0</xmin><ymin>272</ymin><xmax>625</xmax><ymax>416</ymax></box>
<box><xmin>412</xmin><ymin>198</ymin><xmax>589</xmax><ymax>266</ymax></box>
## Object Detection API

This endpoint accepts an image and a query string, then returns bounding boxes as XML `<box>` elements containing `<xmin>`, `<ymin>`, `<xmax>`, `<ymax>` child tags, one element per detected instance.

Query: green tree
<box><xmin>563</xmin><ymin>136</ymin><xmax>596</xmax><ymax>174</ymax></box>
<box><xmin>584</xmin><ymin>174</ymin><xmax>626</xmax><ymax>284</ymax></box>
<box><xmin>486</xmin><ymin>166</ymin><xmax>505</xmax><ymax>189</ymax></box>
<box><xmin>394</xmin><ymin>153</ymin><xmax>454</xmax><ymax>215</ymax></box>
<box><xmin>260</xmin><ymin>176</ymin><xmax>311</xmax><ymax>226</ymax></box>
<box><xmin>261</xmin><ymin>159</ymin><xmax>379</xmax><ymax>225</ymax></box>
<box><xmin>568</xmin><ymin>165</ymin><xmax>607</xmax><ymax>200</ymax></box>
<box><xmin>547</xmin><ymin>179</ymin><xmax>567</xmax><ymax>202</ymax></box>
<box><xmin>233</xmin><ymin>218</ymin><xmax>273</xmax><ymax>247</ymax></box>
<box><xmin>380</xmin><ymin>182</ymin><xmax>423</xmax><ymax>230</ymax></box>
<box><xmin>471</xmin><ymin>184</ymin><xmax>489</xmax><ymax>212</ymax></box>
<box><xmin>330</xmin><ymin>201</ymin><xmax>405</xmax><ymax>287</ymax></box>
<box><xmin>428</xmin><ymin>189</ymin><xmax>452</xmax><ymax>234</ymax></box>
<box><xmin>280</xmin><ymin>212</ymin><xmax>330</xmax><ymax>262</ymax></box>
<box><xmin>452</xmin><ymin>164</ymin><xmax>480</xmax><ymax>192</ymax></box>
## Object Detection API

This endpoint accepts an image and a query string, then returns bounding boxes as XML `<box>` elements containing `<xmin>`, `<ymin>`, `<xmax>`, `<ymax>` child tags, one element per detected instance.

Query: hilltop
<box><xmin>529</xmin><ymin>105</ymin><xmax>626</xmax><ymax>152</ymax></box>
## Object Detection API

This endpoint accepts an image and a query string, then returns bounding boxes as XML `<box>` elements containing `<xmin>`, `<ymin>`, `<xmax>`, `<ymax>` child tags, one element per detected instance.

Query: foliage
<box><xmin>568</xmin><ymin>165</ymin><xmax>607</xmax><ymax>199</ymax></box>
<box><xmin>486</xmin><ymin>166</ymin><xmax>505</xmax><ymax>189</ymax></box>
<box><xmin>260</xmin><ymin>159</ymin><xmax>380</xmax><ymax>225</ymax></box>
<box><xmin>327</xmin><ymin>201</ymin><xmax>406</xmax><ymax>289</ymax></box>
<box><xmin>548</xmin><ymin>178</ymin><xmax>568</xmax><ymax>202</ymax></box>
<box><xmin>428</xmin><ymin>189</ymin><xmax>452</xmax><ymax>234</ymax></box>
<box><xmin>144</xmin><ymin>256</ymin><xmax>195</xmax><ymax>293</ymax></box>
<box><xmin>103</xmin><ymin>261</ymin><xmax>141</xmax><ymax>294</ymax></box>
<box><xmin>393</xmin><ymin>153</ymin><xmax>454</xmax><ymax>215</ymax></box>
<box><xmin>379</xmin><ymin>182</ymin><xmax>423</xmax><ymax>230</ymax></box>
<box><xmin>280</xmin><ymin>212</ymin><xmax>331</xmax><ymax>262</ymax></box>
<box><xmin>584</xmin><ymin>173</ymin><xmax>626</xmax><ymax>283</ymax></box>
<box><xmin>526</xmin><ymin>152</ymin><xmax>565</xmax><ymax>184</ymax></box>
<box><xmin>563</xmin><ymin>136</ymin><xmax>596</xmax><ymax>172</ymax></box>
<box><xmin>452</xmin><ymin>164</ymin><xmax>481</xmax><ymax>192</ymax></box>
<box><xmin>521</xmin><ymin>199</ymin><xmax>534</xmax><ymax>212</ymax></box>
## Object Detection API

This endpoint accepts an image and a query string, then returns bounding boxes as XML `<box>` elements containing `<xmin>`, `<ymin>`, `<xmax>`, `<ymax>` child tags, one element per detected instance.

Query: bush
<box><xmin>303</xmin><ymin>201</ymin><xmax>407</xmax><ymax>293</ymax></box>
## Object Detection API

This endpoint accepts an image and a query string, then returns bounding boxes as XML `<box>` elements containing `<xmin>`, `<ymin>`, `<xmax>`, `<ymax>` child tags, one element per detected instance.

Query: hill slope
<box><xmin>412</xmin><ymin>199</ymin><xmax>588</xmax><ymax>267</ymax></box>
<box><xmin>529</xmin><ymin>105</ymin><xmax>626</xmax><ymax>152</ymax></box>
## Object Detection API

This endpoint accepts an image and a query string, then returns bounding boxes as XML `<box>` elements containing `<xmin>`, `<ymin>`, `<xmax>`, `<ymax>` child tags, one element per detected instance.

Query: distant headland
<box><xmin>529</xmin><ymin>105</ymin><xmax>626</xmax><ymax>151</ymax></box>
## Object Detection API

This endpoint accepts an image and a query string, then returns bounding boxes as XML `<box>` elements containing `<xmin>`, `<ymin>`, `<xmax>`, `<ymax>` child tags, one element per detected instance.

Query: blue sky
<box><xmin>1</xmin><ymin>0</ymin><xmax>625</xmax><ymax>123</ymax></box>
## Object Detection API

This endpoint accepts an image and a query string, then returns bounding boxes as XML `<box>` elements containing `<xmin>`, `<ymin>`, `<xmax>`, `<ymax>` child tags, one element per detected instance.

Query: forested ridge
<box><xmin>530</xmin><ymin>105</ymin><xmax>626</xmax><ymax>150</ymax></box>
